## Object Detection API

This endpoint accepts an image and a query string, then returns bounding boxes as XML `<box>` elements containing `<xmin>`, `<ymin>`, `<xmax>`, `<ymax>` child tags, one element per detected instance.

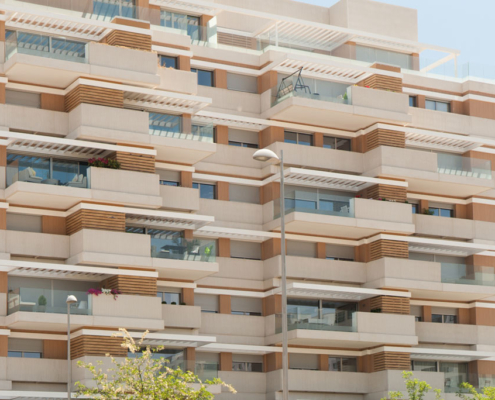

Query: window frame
<box><xmin>425</xmin><ymin>99</ymin><xmax>451</xmax><ymax>113</ymax></box>
<box><xmin>159</xmin><ymin>55</ymin><xmax>178</xmax><ymax>69</ymax></box>
<box><xmin>284</xmin><ymin>131</ymin><xmax>313</xmax><ymax>146</ymax></box>
<box><xmin>191</xmin><ymin>68</ymin><xmax>214</xmax><ymax>87</ymax></box>
<box><xmin>192</xmin><ymin>182</ymin><xmax>216</xmax><ymax>199</ymax></box>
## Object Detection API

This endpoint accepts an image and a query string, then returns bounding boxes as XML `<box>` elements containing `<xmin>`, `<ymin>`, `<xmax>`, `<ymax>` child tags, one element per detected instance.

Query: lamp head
<box><xmin>66</xmin><ymin>295</ymin><xmax>77</xmax><ymax>304</ymax></box>
<box><xmin>252</xmin><ymin>149</ymin><xmax>279</xmax><ymax>162</ymax></box>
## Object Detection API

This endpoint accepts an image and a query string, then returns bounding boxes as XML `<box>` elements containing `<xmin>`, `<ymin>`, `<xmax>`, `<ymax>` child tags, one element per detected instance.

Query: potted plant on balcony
<box><xmin>38</xmin><ymin>295</ymin><xmax>47</xmax><ymax>312</ymax></box>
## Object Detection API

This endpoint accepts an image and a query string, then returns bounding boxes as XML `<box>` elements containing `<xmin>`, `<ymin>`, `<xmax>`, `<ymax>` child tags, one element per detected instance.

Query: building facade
<box><xmin>0</xmin><ymin>0</ymin><xmax>493</xmax><ymax>398</ymax></box>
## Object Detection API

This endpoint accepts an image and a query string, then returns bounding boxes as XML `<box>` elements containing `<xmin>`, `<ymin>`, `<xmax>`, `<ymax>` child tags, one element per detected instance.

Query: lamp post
<box><xmin>66</xmin><ymin>295</ymin><xmax>77</xmax><ymax>400</ymax></box>
<box><xmin>252</xmin><ymin>149</ymin><xmax>288</xmax><ymax>400</ymax></box>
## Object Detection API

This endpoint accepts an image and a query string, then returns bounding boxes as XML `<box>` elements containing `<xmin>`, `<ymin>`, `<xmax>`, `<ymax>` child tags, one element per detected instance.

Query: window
<box><xmin>328</xmin><ymin>357</ymin><xmax>357</xmax><ymax>372</ymax></box>
<box><xmin>193</xmin><ymin>182</ymin><xmax>216</xmax><ymax>199</ymax></box>
<box><xmin>411</xmin><ymin>204</ymin><xmax>419</xmax><ymax>214</ymax></box>
<box><xmin>159</xmin><ymin>55</ymin><xmax>177</xmax><ymax>69</ymax></box>
<box><xmin>429</xmin><ymin>207</ymin><xmax>454</xmax><ymax>218</ymax></box>
<box><xmin>160</xmin><ymin>11</ymin><xmax>201</xmax><ymax>41</ymax></box>
<box><xmin>232</xmin><ymin>361</ymin><xmax>263</xmax><ymax>372</ymax></box>
<box><xmin>415</xmin><ymin>316</ymin><xmax>422</xmax><ymax>322</ymax></box>
<box><xmin>432</xmin><ymin>314</ymin><xmax>457</xmax><ymax>324</ymax></box>
<box><xmin>157</xmin><ymin>292</ymin><xmax>181</xmax><ymax>305</ymax></box>
<box><xmin>160</xmin><ymin>180</ymin><xmax>179</xmax><ymax>186</ymax></box>
<box><xmin>228</xmin><ymin>141</ymin><xmax>258</xmax><ymax>148</ymax></box>
<box><xmin>191</xmin><ymin>68</ymin><xmax>213</xmax><ymax>87</ymax></box>
<box><xmin>411</xmin><ymin>360</ymin><xmax>438</xmax><ymax>372</ymax></box>
<box><xmin>409</xmin><ymin>96</ymin><xmax>417</xmax><ymax>107</ymax></box>
<box><xmin>426</xmin><ymin>99</ymin><xmax>450</xmax><ymax>112</ymax></box>
<box><xmin>6</xmin><ymin>90</ymin><xmax>41</xmax><ymax>108</ymax></box>
<box><xmin>326</xmin><ymin>257</ymin><xmax>353</xmax><ymax>261</ymax></box>
<box><xmin>284</xmin><ymin>131</ymin><xmax>313</xmax><ymax>146</ymax></box>
<box><xmin>8</xmin><ymin>351</ymin><xmax>42</xmax><ymax>358</ymax></box>
<box><xmin>323</xmin><ymin>136</ymin><xmax>351</xmax><ymax>151</ymax></box>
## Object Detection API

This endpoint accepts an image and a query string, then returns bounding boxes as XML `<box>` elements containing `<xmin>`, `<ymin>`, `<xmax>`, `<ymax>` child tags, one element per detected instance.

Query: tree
<box><xmin>382</xmin><ymin>371</ymin><xmax>443</xmax><ymax>400</ymax></box>
<box><xmin>457</xmin><ymin>382</ymin><xmax>495</xmax><ymax>400</ymax></box>
<box><xmin>75</xmin><ymin>328</ymin><xmax>236</xmax><ymax>400</ymax></box>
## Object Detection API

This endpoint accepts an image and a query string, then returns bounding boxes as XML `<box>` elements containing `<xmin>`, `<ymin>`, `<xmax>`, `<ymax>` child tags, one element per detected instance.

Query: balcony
<box><xmin>365</xmin><ymin>258</ymin><xmax>495</xmax><ymax>301</ymax></box>
<box><xmin>4</xmin><ymin>230</ymin><xmax>69</xmax><ymax>259</ymax></box>
<box><xmin>7</xmin><ymin>288</ymin><xmax>90</xmax><ymax>316</ymax></box>
<box><xmin>162</xmin><ymin>304</ymin><xmax>202</xmax><ymax>329</ymax></box>
<box><xmin>160</xmin><ymin>185</ymin><xmax>200</xmax><ymax>212</ymax></box>
<box><xmin>364</xmin><ymin>146</ymin><xmax>495</xmax><ymax>197</ymax></box>
<box><xmin>264</xmin><ymin>196</ymin><xmax>414</xmax><ymax>239</ymax></box>
<box><xmin>264</xmin><ymin>256</ymin><xmax>366</xmax><ymax>284</ymax></box>
<box><xmin>200</xmin><ymin>313</ymin><xmax>265</xmax><ymax>345</ymax></box>
<box><xmin>69</xmin><ymin>229</ymin><xmax>219</xmax><ymax>280</ymax></box>
<box><xmin>416</xmin><ymin>322</ymin><xmax>495</xmax><ymax>347</ymax></box>
<box><xmin>199</xmin><ymin>199</ymin><xmax>264</xmax><ymax>230</ymax></box>
<box><xmin>263</xmin><ymin>85</ymin><xmax>411</xmax><ymax>130</ymax></box>
<box><xmin>157</xmin><ymin>67</ymin><xmax>197</xmax><ymax>95</ymax></box>
<box><xmin>266</xmin><ymin>311</ymin><xmax>417</xmax><ymax>348</ymax></box>
<box><xmin>148</xmin><ymin>113</ymin><xmax>217</xmax><ymax>164</ymax></box>
<box><xmin>5</xmin><ymin>164</ymin><xmax>162</xmax><ymax>209</ymax></box>
<box><xmin>6</xmin><ymin>358</ymin><xmax>67</xmax><ymax>383</ymax></box>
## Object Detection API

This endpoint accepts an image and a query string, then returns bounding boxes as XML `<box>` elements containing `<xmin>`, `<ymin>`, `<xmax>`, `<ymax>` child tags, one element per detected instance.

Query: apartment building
<box><xmin>0</xmin><ymin>0</ymin><xmax>493</xmax><ymax>398</ymax></box>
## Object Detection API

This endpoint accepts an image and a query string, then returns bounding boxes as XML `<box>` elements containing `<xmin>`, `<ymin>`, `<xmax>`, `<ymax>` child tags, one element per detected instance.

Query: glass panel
<box><xmin>149</xmin><ymin>113</ymin><xmax>181</xmax><ymax>137</ymax></box>
<box><xmin>328</xmin><ymin>357</ymin><xmax>341</xmax><ymax>371</ymax></box>
<box><xmin>441</xmin><ymin>362</ymin><xmax>468</xmax><ymax>393</ymax></box>
<box><xmin>441</xmin><ymin>263</ymin><xmax>495</xmax><ymax>286</ymax></box>
<box><xmin>232</xmin><ymin>362</ymin><xmax>246</xmax><ymax>371</ymax></box>
<box><xmin>298</xmin><ymin>133</ymin><xmax>313</xmax><ymax>146</ymax></box>
<box><xmin>7</xmin><ymin>351</ymin><xmax>22</xmax><ymax>358</ymax></box>
<box><xmin>150</xmin><ymin>237</ymin><xmax>216</xmax><ymax>262</ymax></box>
<box><xmin>161</xmin><ymin>292</ymin><xmax>180</xmax><ymax>305</ymax></box>
<box><xmin>7</xmin><ymin>288</ymin><xmax>91</xmax><ymax>315</ymax></box>
<box><xmin>187</xmin><ymin>16</ymin><xmax>201</xmax><ymax>42</ymax></box>
<box><xmin>436</xmin><ymin>101</ymin><xmax>450</xmax><ymax>112</ymax></box>
<box><xmin>412</xmin><ymin>361</ymin><xmax>437</xmax><ymax>372</ymax></box>
<box><xmin>160</xmin><ymin>55</ymin><xmax>177</xmax><ymax>69</ymax></box>
<box><xmin>23</xmin><ymin>352</ymin><xmax>42</xmax><ymax>358</ymax></box>
<box><xmin>440</xmin><ymin>209</ymin><xmax>453</xmax><ymax>218</ymax></box>
<box><xmin>160</xmin><ymin>180</ymin><xmax>179</xmax><ymax>186</ymax></box>
<box><xmin>444</xmin><ymin>315</ymin><xmax>457</xmax><ymax>324</ymax></box>
<box><xmin>199</xmin><ymin>184</ymin><xmax>215</xmax><ymax>199</ymax></box>
<box><xmin>425</xmin><ymin>100</ymin><xmax>436</xmax><ymax>110</ymax></box>
<box><xmin>409</xmin><ymin>96</ymin><xmax>417</xmax><ymax>107</ymax></box>
<box><xmin>195</xmin><ymin>69</ymin><xmax>213</xmax><ymax>87</ymax></box>
<box><xmin>431</xmin><ymin>314</ymin><xmax>443</xmax><ymax>323</ymax></box>
<box><xmin>429</xmin><ymin>208</ymin><xmax>440</xmax><ymax>216</ymax></box>
<box><xmin>336</xmin><ymin>138</ymin><xmax>351</xmax><ymax>151</ymax></box>
<box><xmin>437</xmin><ymin>153</ymin><xmax>492</xmax><ymax>179</ymax></box>
<box><xmin>341</xmin><ymin>358</ymin><xmax>357</xmax><ymax>372</ymax></box>
<box><xmin>323</xmin><ymin>136</ymin><xmax>335</xmax><ymax>149</ymax></box>
<box><xmin>284</xmin><ymin>131</ymin><xmax>298</xmax><ymax>145</ymax></box>
<box><xmin>411</xmin><ymin>204</ymin><xmax>419</xmax><ymax>214</ymax></box>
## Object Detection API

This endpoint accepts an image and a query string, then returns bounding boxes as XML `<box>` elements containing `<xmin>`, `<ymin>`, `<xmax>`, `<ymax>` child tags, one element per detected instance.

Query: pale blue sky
<box><xmin>301</xmin><ymin>0</ymin><xmax>495</xmax><ymax>67</ymax></box>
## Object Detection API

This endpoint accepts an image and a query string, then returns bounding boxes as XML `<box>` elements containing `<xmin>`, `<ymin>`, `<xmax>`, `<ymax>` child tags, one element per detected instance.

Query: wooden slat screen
<box><xmin>372</xmin><ymin>352</ymin><xmax>410</xmax><ymax>372</ymax></box>
<box><xmin>370</xmin><ymin>239</ymin><xmax>409</xmax><ymax>261</ymax></box>
<box><xmin>370</xmin><ymin>296</ymin><xmax>410</xmax><ymax>315</ymax></box>
<box><xmin>110</xmin><ymin>152</ymin><xmax>156</xmax><ymax>173</ymax></box>
<box><xmin>362</xmin><ymin>74</ymin><xmax>403</xmax><ymax>92</ymax></box>
<box><xmin>71</xmin><ymin>335</ymin><xmax>127</xmax><ymax>360</ymax></box>
<box><xmin>218</xmin><ymin>32</ymin><xmax>257</xmax><ymax>50</ymax></box>
<box><xmin>359</xmin><ymin>184</ymin><xmax>407</xmax><ymax>202</ymax></box>
<box><xmin>104</xmin><ymin>30</ymin><xmax>152</xmax><ymax>51</ymax></box>
<box><xmin>66</xmin><ymin>209</ymin><xmax>126</xmax><ymax>236</ymax></box>
<box><xmin>365</xmin><ymin>129</ymin><xmax>406</xmax><ymax>151</ymax></box>
<box><xmin>65</xmin><ymin>85</ymin><xmax>124</xmax><ymax>112</ymax></box>
<box><xmin>101</xmin><ymin>275</ymin><xmax>157</xmax><ymax>297</ymax></box>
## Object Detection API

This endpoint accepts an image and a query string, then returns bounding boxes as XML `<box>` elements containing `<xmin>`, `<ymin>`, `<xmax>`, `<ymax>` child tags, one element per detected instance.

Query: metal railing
<box><xmin>150</xmin><ymin>237</ymin><xmax>216</xmax><ymax>262</ymax></box>
<box><xmin>5</xmin><ymin>30</ymin><xmax>87</xmax><ymax>63</ymax></box>
<box><xmin>8</xmin><ymin>288</ymin><xmax>91</xmax><ymax>315</ymax></box>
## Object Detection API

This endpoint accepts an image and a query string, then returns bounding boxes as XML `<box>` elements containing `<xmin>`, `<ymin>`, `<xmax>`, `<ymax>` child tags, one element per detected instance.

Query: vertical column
<box><xmin>219</xmin><ymin>352</ymin><xmax>232</xmax><ymax>372</ymax></box>
<box><xmin>316</xmin><ymin>243</ymin><xmax>326</xmax><ymax>259</ymax></box>
<box><xmin>184</xmin><ymin>347</ymin><xmax>196</xmax><ymax>372</ymax></box>
<box><xmin>216</xmin><ymin>182</ymin><xmax>229</xmax><ymax>201</ymax></box>
<box><xmin>258</xmin><ymin>126</ymin><xmax>284</xmax><ymax>148</ymax></box>
<box><xmin>318</xmin><ymin>354</ymin><xmax>329</xmax><ymax>371</ymax></box>
<box><xmin>260</xmin><ymin>182</ymin><xmax>280</xmax><ymax>205</ymax></box>
<box><xmin>263</xmin><ymin>352</ymin><xmax>282</xmax><ymax>372</ymax></box>
<box><xmin>262</xmin><ymin>295</ymin><xmax>281</xmax><ymax>316</ymax></box>
<box><xmin>178</xmin><ymin>56</ymin><xmax>191</xmax><ymax>72</ymax></box>
<box><xmin>213</xmin><ymin>70</ymin><xmax>228</xmax><ymax>89</ymax></box>
<box><xmin>422</xmin><ymin>306</ymin><xmax>432</xmax><ymax>322</ymax></box>
<box><xmin>257</xmin><ymin>71</ymin><xmax>278</xmax><ymax>94</ymax></box>
<box><xmin>0</xmin><ymin>145</ymin><xmax>6</xmax><ymax>190</ymax></box>
<box><xmin>219</xmin><ymin>295</ymin><xmax>231</xmax><ymax>314</ymax></box>
<box><xmin>182</xmin><ymin>288</ymin><xmax>195</xmax><ymax>306</ymax></box>
<box><xmin>181</xmin><ymin>171</ymin><xmax>193</xmax><ymax>188</ymax></box>
<box><xmin>218</xmin><ymin>238</ymin><xmax>231</xmax><ymax>258</ymax></box>
<box><xmin>261</xmin><ymin>238</ymin><xmax>282</xmax><ymax>260</ymax></box>
<box><xmin>215</xmin><ymin>125</ymin><xmax>229</xmax><ymax>145</ymax></box>
<box><xmin>313</xmin><ymin>132</ymin><xmax>324</xmax><ymax>147</ymax></box>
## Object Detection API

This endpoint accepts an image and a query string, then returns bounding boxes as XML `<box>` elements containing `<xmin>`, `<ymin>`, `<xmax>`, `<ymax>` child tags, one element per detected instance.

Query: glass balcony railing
<box><xmin>151</xmin><ymin>237</ymin><xmax>216</xmax><ymax>262</ymax></box>
<box><xmin>274</xmin><ymin>194</ymin><xmax>354</xmax><ymax>219</ymax></box>
<box><xmin>275</xmin><ymin>311</ymin><xmax>356</xmax><ymax>333</ymax></box>
<box><xmin>6</xmin><ymin>155</ymin><xmax>89</xmax><ymax>188</ymax></box>
<box><xmin>437</xmin><ymin>153</ymin><xmax>492</xmax><ymax>179</ymax></box>
<box><xmin>5</xmin><ymin>30</ymin><xmax>87</xmax><ymax>63</ymax></box>
<box><xmin>8</xmin><ymin>288</ymin><xmax>91</xmax><ymax>315</ymax></box>
<box><xmin>271</xmin><ymin>74</ymin><xmax>350</xmax><ymax>107</ymax></box>
<box><xmin>149</xmin><ymin>113</ymin><xmax>214</xmax><ymax>143</ymax></box>
<box><xmin>441</xmin><ymin>263</ymin><xmax>495</xmax><ymax>286</ymax></box>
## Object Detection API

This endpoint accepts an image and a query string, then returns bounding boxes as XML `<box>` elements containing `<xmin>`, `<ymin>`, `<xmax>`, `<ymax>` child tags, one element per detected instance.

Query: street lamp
<box><xmin>252</xmin><ymin>148</ymin><xmax>289</xmax><ymax>400</ymax></box>
<box><xmin>66</xmin><ymin>295</ymin><xmax>77</xmax><ymax>400</ymax></box>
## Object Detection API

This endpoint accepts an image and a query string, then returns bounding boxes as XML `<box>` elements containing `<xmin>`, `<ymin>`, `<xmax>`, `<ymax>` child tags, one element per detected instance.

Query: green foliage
<box><xmin>38</xmin><ymin>295</ymin><xmax>47</xmax><ymax>306</ymax></box>
<box><xmin>382</xmin><ymin>371</ymin><xmax>443</xmax><ymax>400</ymax></box>
<box><xmin>456</xmin><ymin>382</ymin><xmax>495</xmax><ymax>400</ymax></box>
<box><xmin>75</xmin><ymin>328</ymin><xmax>236</xmax><ymax>400</ymax></box>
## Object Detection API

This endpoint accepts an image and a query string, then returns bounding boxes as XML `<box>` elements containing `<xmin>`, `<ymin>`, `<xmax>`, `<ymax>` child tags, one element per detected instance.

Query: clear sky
<box><xmin>299</xmin><ymin>0</ymin><xmax>495</xmax><ymax>67</ymax></box>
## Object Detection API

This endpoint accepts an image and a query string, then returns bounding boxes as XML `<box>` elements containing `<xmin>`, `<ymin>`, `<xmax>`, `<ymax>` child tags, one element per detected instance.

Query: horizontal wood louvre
<box><xmin>370</xmin><ymin>239</ymin><xmax>409</xmax><ymax>261</ymax></box>
<box><xmin>105</xmin><ymin>30</ymin><xmax>152</xmax><ymax>51</ymax></box>
<box><xmin>218</xmin><ymin>32</ymin><xmax>257</xmax><ymax>50</ymax></box>
<box><xmin>372</xmin><ymin>352</ymin><xmax>410</xmax><ymax>372</ymax></box>
<box><xmin>102</xmin><ymin>275</ymin><xmax>157</xmax><ymax>296</ymax></box>
<box><xmin>359</xmin><ymin>184</ymin><xmax>407</xmax><ymax>202</ymax></box>
<box><xmin>362</xmin><ymin>74</ymin><xmax>403</xmax><ymax>93</ymax></box>
<box><xmin>111</xmin><ymin>152</ymin><xmax>155</xmax><ymax>173</ymax></box>
<box><xmin>365</xmin><ymin>129</ymin><xmax>406</xmax><ymax>151</ymax></box>
<box><xmin>71</xmin><ymin>335</ymin><xmax>126</xmax><ymax>360</ymax></box>
<box><xmin>66</xmin><ymin>209</ymin><xmax>126</xmax><ymax>235</ymax></box>
<box><xmin>370</xmin><ymin>296</ymin><xmax>410</xmax><ymax>315</ymax></box>
<box><xmin>65</xmin><ymin>85</ymin><xmax>124</xmax><ymax>112</ymax></box>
